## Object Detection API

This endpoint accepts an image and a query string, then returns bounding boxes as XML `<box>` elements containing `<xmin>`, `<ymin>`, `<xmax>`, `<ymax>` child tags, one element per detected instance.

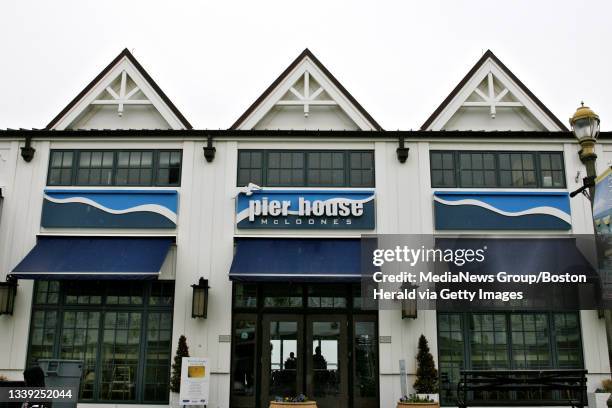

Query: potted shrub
<box><xmin>398</xmin><ymin>393</ymin><xmax>439</xmax><ymax>408</ymax></box>
<box><xmin>270</xmin><ymin>394</ymin><xmax>317</xmax><ymax>407</ymax></box>
<box><xmin>588</xmin><ymin>379</ymin><xmax>612</xmax><ymax>408</ymax></box>
<box><xmin>169</xmin><ymin>335</ymin><xmax>190</xmax><ymax>407</ymax></box>
<box><xmin>408</xmin><ymin>334</ymin><xmax>439</xmax><ymax>407</ymax></box>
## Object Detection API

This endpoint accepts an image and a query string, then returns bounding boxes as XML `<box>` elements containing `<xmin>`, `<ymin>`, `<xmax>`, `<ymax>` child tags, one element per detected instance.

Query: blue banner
<box><xmin>236</xmin><ymin>189</ymin><xmax>375</xmax><ymax>229</ymax></box>
<box><xmin>434</xmin><ymin>191</ymin><xmax>571</xmax><ymax>230</ymax></box>
<box><xmin>41</xmin><ymin>189</ymin><xmax>178</xmax><ymax>229</ymax></box>
<box><xmin>594</xmin><ymin>168</ymin><xmax>612</xmax><ymax>234</ymax></box>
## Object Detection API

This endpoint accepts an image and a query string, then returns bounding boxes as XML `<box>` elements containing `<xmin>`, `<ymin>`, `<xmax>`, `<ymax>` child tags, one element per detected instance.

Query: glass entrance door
<box><xmin>261</xmin><ymin>315</ymin><xmax>304</xmax><ymax>407</ymax></box>
<box><xmin>231</xmin><ymin>283</ymin><xmax>379</xmax><ymax>408</ymax></box>
<box><xmin>306</xmin><ymin>315</ymin><xmax>348</xmax><ymax>408</ymax></box>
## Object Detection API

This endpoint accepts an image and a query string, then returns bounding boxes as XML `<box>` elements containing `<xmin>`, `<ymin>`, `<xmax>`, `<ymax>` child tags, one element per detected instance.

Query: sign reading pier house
<box><xmin>236</xmin><ymin>189</ymin><xmax>375</xmax><ymax>229</ymax></box>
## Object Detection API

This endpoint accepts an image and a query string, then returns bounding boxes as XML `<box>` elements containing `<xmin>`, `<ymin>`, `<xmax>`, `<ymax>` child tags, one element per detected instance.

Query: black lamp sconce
<box><xmin>396</xmin><ymin>135</ymin><xmax>409</xmax><ymax>163</ymax></box>
<box><xmin>203</xmin><ymin>135</ymin><xmax>216</xmax><ymax>163</ymax></box>
<box><xmin>191</xmin><ymin>278</ymin><xmax>209</xmax><ymax>318</ymax></box>
<box><xmin>0</xmin><ymin>276</ymin><xmax>18</xmax><ymax>316</ymax></box>
<box><xmin>20</xmin><ymin>136</ymin><xmax>35</xmax><ymax>162</ymax></box>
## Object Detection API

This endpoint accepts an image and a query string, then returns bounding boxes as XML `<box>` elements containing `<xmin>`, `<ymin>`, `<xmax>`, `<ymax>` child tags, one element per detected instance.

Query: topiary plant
<box><xmin>413</xmin><ymin>334</ymin><xmax>438</xmax><ymax>394</ymax></box>
<box><xmin>170</xmin><ymin>335</ymin><xmax>190</xmax><ymax>393</ymax></box>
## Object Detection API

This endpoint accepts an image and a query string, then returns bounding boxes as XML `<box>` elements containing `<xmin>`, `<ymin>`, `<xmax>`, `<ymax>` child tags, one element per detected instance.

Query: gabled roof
<box><xmin>46</xmin><ymin>48</ymin><xmax>192</xmax><ymax>130</ymax></box>
<box><xmin>421</xmin><ymin>50</ymin><xmax>568</xmax><ymax>131</ymax></box>
<box><xmin>230</xmin><ymin>48</ymin><xmax>382</xmax><ymax>130</ymax></box>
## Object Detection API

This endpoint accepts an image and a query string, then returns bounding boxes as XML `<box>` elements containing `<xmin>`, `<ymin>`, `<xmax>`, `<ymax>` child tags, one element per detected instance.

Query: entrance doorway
<box><xmin>230</xmin><ymin>283</ymin><xmax>379</xmax><ymax>408</ymax></box>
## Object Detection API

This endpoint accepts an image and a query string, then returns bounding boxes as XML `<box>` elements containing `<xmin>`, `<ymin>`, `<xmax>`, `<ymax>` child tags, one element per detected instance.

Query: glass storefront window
<box><xmin>144</xmin><ymin>312</ymin><xmax>173</xmax><ymax>402</ymax></box>
<box><xmin>234</xmin><ymin>283</ymin><xmax>257</xmax><ymax>308</ymax></box>
<box><xmin>263</xmin><ymin>284</ymin><xmax>302</xmax><ymax>308</ymax></box>
<box><xmin>308</xmin><ymin>285</ymin><xmax>347</xmax><ymax>308</ymax></box>
<box><xmin>60</xmin><ymin>311</ymin><xmax>100</xmax><ymax>399</ymax></box>
<box><xmin>353</xmin><ymin>320</ymin><xmax>377</xmax><ymax>404</ymax></box>
<box><xmin>27</xmin><ymin>281</ymin><xmax>174</xmax><ymax>404</ymax></box>
<box><xmin>470</xmin><ymin>313</ymin><xmax>508</xmax><ymax>370</ymax></box>
<box><xmin>438</xmin><ymin>313</ymin><xmax>464</xmax><ymax>404</ymax></box>
<box><xmin>232</xmin><ymin>317</ymin><xmax>257</xmax><ymax>398</ymax></box>
<box><xmin>438</xmin><ymin>312</ymin><xmax>584</xmax><ymax>406</ymax></box>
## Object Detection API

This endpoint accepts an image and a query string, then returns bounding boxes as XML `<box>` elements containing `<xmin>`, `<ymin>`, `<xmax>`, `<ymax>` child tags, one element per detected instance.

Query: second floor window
<box><xmin>430</xmin><ymin>151</ymin><xmax>566</xmax><ymax>189</ymax></box>
<box><xmin>47</xmin><ymin>150</ymin><xmax>182</xmax><ymax>187</ymax></box>
<box><xmin>237</xmin><ymin>150</ymin><xmax>375</xmax><ymax>187</ymax></box>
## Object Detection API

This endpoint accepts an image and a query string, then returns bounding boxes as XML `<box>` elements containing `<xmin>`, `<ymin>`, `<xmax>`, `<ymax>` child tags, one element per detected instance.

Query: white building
<box><xmin>0</xmin><ymin>48</ymin><xmax>610</xmax><ymax>408</ymax></box>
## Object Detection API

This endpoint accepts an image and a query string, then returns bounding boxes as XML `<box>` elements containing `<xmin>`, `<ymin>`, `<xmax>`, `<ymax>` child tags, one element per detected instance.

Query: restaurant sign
<box><xmin>236</xmin><ymin>189</ymin><xmax>375</xmax><ymax>229</ymax></box>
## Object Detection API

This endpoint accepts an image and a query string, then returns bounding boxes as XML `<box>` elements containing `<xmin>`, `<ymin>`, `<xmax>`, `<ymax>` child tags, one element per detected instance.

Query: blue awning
<box><xmin>229</xmin><ymin>238</ymin><xmax>361</xmax><ymax>282</ymax></box>
<box><xmin>11</xmin><ymin>236</ymin><xmax>174</xmax><ymax>280</ymax></box>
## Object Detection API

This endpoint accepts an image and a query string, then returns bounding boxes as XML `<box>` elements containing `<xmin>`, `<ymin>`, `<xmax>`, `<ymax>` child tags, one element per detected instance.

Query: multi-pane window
<box><xmin>470</xmin><ymin>313</ymin><xmax>509</xmax><ymax>369</ymax></box>
<box><xmin>47</xmin><ymin>150</ymin><xmax>182</xmax><ymax>187</ymax></box>
<box><xmin>61</xmin><ymin>311</ymin><xmax>100</xmax><ymax>399</ymax></box>
<box><xmin>267</xmin><ymin>152</ymin><xmax>305</xmax><ymax>186</ymax></box>
<box><xmin>77</xmin><ymin>151</ymin><xmax>114</xmax><ymax>185</ymax></box>
<box><xmin>116</xmin><ymin>151</ymin><xmax>154</xmax><ymax>186</ymax></box>
<box><xmin>539</xmin><ymin>152</ymin><xmax>565</xmax><ymax>188</ymax></box>
<box><xmin>438</xmin><ymin>313</ymin><xmax>465</xmax><ymax>404</ymax></box>
<box><xmin>307</xmin><ymin>152</ymin><xmax>344</xmax><ymax>186</ymax></box>
<box><xmin>430</xmin><ymin>151</ymin><xmax>566</xmax><ymax>188</ymax></box>
<box><xmin>27</xmin><ymin>281</ymin><xmax>174</xmax><ymax>404</ymax></box>
<box><xmin>430</xmin><ymin>151</ymin><xmax>456</xmax><ymax>187</ymax></box>
<box><xmin>437</xmin><ymin>312</ymin><xmax>583</xmax><ymax>405</ymax></box>
<box><xmin>48</xmin><ymin>151</ymin><xmax>74</xmax><ymax>186</ymax></box>
<box><xmin>237</xmin><ymin>150</ymin><xmax>375</xmax><ymax>187</ymax></box>
<box><xmin>499</xmin><ymin>153</ymin><xmax>537</xmax><ymax>187</ymax></box>
<box><xmin>237</xmin><ymin>151</ymin><xmax>263</xmax><ymax>186</ymax></box>
<box><xmin>554</xmin><ymin>313</ymin><xmax>582</xmax><ymax>368</ymax></box>
<box><xmin>156</xmin><ymin>151</ymin><xmax>182</xmax><ymax>186</ymax></box>
<box><xmin>459</xmin><ymin>152</ymin><xmax>497</xmax><ymax>187</ymax></box>
<box><xmin>510</xmin><ymin>314</ymin><xmax>551</xmax><ymax>369</ymax></box>
<box><xmin>349</xmin><ymin>152</ymin><xmax>375</xmax><ymax>187</ymax></box>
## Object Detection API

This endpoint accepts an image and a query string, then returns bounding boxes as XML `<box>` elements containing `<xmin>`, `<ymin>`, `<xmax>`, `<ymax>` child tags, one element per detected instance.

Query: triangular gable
<box><xmin>421</xmin><ymin>50</ymin><xmax>568</xmax><ymax>131</ymax></box>
<box><xmin>46</xmin><ymin>49</ymin><xmax>192</xmax><ymax>130</ymax></box>
<box><xmin>230</xmin><ymin>49</ymin><xmax>382</xmax><ymax>131</ymax></box>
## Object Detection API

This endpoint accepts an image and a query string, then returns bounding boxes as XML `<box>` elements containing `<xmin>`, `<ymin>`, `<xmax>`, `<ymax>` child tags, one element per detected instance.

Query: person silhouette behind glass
<box><xmin>312</xmin><ymin>346</ymin><xmax>327</xmax><ymax>370</ymax></box>
<box><xmin>284</xmin><ymin>352</ymin><xmax>297</xmax><ymax>370</ymax></box>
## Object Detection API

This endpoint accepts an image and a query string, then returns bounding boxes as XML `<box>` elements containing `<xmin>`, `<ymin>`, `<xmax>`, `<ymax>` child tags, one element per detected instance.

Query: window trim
<box><xmin>47</xmin><ymin>149</ymin><xmax>183</xmax><ymax>187</ymax></box>
<box><xmin>430</xmin><ymin>150</ymin><xmax>567</xmax><ymax>189</ymax></box>
<box><xmin>236</xmin><ymin>149</ymin><xmax>376</xmax><ymax>188</ymax></box>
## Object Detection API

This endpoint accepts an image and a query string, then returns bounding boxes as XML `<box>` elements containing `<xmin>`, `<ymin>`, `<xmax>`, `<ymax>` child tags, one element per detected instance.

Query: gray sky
<box><xmin>1</xmin><ymin>0</ymin><xmax>610</xmax><ymax>130</ymax></box>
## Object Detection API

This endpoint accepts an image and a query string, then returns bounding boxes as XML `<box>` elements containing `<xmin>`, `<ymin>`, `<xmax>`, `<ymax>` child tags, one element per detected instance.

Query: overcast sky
<box><xmin>1</xmin><ymin>0</ymin><xmax>610</xmax><ymax>130</ymax></box>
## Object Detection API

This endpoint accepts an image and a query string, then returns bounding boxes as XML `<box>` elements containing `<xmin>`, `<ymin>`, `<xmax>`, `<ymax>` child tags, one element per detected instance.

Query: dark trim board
<box><xmin>45</xmin><ymin>48</ymin><xmax>192</xmax><ymax>130</ymax></box>
<box><xmin>420</xmin><ymin>50</ymin><xmax>569</xmax><ymax>131</ymax></box>
<box><xmin>3</xmin><ymin>128</ymin><xmax>611</xmax><ymax>140</ymax></box>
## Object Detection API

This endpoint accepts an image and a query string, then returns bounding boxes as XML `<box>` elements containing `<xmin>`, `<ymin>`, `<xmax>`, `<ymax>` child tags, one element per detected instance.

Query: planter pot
<box><xmin>269</xmin><ymin>402</ymin><xmax>317</xmax><ymax>408</ymax></box>
<box><xmin>397</xmin><ymin>403</ymin><xmax>439</xmax><ymax>408</ymax></box>
<box><xmin>588</xmin><ymin>392</ymin><xmax>611</xmax><ymax>408</ymax></box>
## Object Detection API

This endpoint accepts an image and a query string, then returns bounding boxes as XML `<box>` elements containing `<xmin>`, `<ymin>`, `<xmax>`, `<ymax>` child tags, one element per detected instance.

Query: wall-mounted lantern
<box><xmin>0</xmin><ymin>276</ymin><xmax>18</xmax><ymax>315</ymax></box>
<box><xmin>401</xmin><ymin>282</ymin><xmax>417</xmax><ymax>319</ymax></box>
<box><xmin>396</xmin><ymin>135</ymin><xmax>409</xmax><ymax>163</ymax></box>
<box><xmin>20</xmin><ymin>136</ymin><xmax>35</xmax><ymax>162</ymax></box>
<box><xmin>203</xmin><ymin>135</ymin><xmax>216</xmax><ymax>163</ymax></box>
<box><xmin>191</xmin><ymin>278</ymin><xmax>209</xmax><ymax>318</ymax></box>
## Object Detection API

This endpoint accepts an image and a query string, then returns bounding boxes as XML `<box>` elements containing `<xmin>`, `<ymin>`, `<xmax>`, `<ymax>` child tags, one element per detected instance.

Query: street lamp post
<box><xmin>569</xmin><ymin>102</ymin><xmax>601</xmax><ymax>201</ymax></box>
<box><xmin>567</xmin><ymin>103</ymin><xmax>612</xmax><ymax>407</ymax></box>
